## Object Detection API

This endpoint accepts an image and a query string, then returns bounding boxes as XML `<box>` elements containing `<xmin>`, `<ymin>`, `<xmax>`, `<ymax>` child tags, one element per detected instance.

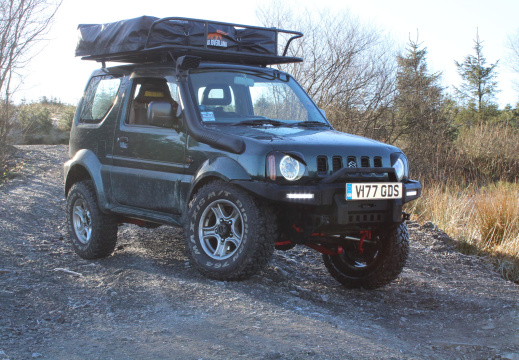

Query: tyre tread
<box><xmin>323</xmin><ymin>223</ymin><xmax>409</xmax><ymax>289</ymax></box>
<box><xmin>183</xmin><ymin>181</ymin><xmax>276</xmax><ymax>281</ymax></box>
<box><xmin>67</xmin><ymin>180</ymin><xmax>118</xmax><ymax>260</ymax></box>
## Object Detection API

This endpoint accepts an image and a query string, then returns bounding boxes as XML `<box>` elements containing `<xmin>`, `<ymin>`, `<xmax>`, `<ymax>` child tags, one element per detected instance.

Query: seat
<box><xmin>200</xmin><ymin>84</ymin><xmax>232</xmax><ymax>119</ymax></box>
<box><xmin>130</xmin><ymin>79</ymin><xmax>177</xmax><ymax>125</ymax></box>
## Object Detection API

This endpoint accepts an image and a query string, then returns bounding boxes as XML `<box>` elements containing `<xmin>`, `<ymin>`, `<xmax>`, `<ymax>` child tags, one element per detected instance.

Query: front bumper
<box><xmin>232</xmin><ymin>179</ymin><xmax>422</xmax><ymax>206</ymax></box>
<box><xmin>232</xmin><ymin>179</ymin><xmax>421</xmax><ymax>228</ymax></box>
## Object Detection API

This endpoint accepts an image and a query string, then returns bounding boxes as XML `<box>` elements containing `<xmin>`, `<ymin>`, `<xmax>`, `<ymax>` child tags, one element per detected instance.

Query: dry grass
<box><xmin>454</xmin><ymin>124</ymin><xmax>519</xmax><ymax>182</ymax></box>
<box><xmin>406</xmin><ymin>181</ymin><xmax>519</xmax><ymax>283</ymax></box>
<box><xmin>403</xmin><ymin>123</ymin><xmax>519</xmax><ymax>183</ymax></box>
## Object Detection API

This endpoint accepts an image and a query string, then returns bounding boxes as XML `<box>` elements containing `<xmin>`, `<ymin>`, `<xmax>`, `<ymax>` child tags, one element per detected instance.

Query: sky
<box><xmin>17</xmin><ymin>0</ymin><xmax>519</xmax><ymax>108</ymax></box>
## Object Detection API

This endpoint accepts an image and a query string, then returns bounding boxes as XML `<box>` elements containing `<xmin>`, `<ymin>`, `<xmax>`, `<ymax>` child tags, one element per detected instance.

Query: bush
<box><xmin>57</xmin><ymin>105</ymin><xmax>76</xmax><ymax>132</ymax></box>
<box><xmin>17</xmin><ymin>103</ymin><xmax>53</xmax><ymax>135</ymax></box>
<box><xmin>9</xmin><ymin>102</ymin><xmax>75</xmax><ymax>145</ymax></box>
<box><xmin>0</xmin><ymin>101</ymin><xmax>16</xmax><ymax>170</ymax></box>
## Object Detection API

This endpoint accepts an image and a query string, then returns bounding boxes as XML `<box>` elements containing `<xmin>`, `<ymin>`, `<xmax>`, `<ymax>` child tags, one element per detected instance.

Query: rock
<box><xmin>421</xmin><ymin>221</ymin><xmax>437</xmax><ymax>230</ymax></box>
<box><xmin>0</xmin><ymin>349</ymin><xmax>10</xmax><ymax>360</ymax></box>
<box><xmin>481</xmin><ymin>322</ymin><xmax>495</xmax><ymax>330</ymax></box>
<box><xmin>264</xmin><ymin>351</ymin><xmax>283</xmax><ymax>359</ymax></box>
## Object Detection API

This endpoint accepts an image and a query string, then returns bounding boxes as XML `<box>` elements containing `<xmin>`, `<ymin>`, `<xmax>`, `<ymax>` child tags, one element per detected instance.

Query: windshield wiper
<box><xmin>233</xmin><ymin>118</ymin><xmax>284</xmax><ymax>127</ymax></box>
<box><xmin>286</xmin><ymin>121</ymin><xmax>331</xmax><ymax>128</ymax></box>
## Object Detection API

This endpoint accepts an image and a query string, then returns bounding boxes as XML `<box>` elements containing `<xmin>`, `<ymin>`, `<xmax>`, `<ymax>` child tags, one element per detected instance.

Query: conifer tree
<box><xmin>395</xmin><ymin>36</ymin><xmax>453</xmax><ymax>176</ymax></box>
<box><xmin>395</xmin><ymin>36</ymin><xmax>444</xmax><ymax>140</ymax></box>
<box><xmin>455</xmin><ymin>30</ymin><xmax>499</xmax><ymax>113</ymax></box>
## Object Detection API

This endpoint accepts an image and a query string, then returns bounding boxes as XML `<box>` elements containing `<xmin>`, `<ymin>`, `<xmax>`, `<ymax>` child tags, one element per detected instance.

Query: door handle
<box><xmin>118</xmin><ymin>137</ymin><xmax>129</xmax><ymax>149</ymax></box>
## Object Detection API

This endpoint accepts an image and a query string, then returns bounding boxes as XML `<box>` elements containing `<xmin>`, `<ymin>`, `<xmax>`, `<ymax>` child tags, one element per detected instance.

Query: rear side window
<box><xmin>80</xmin><ymin>76</ymin><xmax>121</xmax><ymax>123</ymax></box>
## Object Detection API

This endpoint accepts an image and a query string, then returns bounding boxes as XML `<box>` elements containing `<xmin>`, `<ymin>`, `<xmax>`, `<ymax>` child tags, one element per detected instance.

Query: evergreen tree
<box><xmin>395</xmin><ymin>37</ymin><xmax>444</xmax><ymax>140</ymax></box>
<box><xmin>455</xmin><ymin>30</ymin><xmax>499</xmax><ymax>114</ymax></box>
<box><xmin>395</xmin><ymin>36</ymin><xmax>454</xmax><ymax>177</ymax></box>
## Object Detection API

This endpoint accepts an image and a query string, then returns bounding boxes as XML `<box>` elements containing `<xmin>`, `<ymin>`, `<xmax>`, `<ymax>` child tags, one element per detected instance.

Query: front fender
<box><xmin>187</xmin><ymin>157</ymin><xmax>252</xmax><ymax>199</ymax></box>
<box><xmin>64</xmin><ymin>149</ymin><xmax>111</xmax><ymax>211</ymax></box>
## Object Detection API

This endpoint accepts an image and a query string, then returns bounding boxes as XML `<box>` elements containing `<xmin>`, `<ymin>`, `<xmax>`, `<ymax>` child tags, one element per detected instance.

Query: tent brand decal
<box><xmin>207</xmin><ymin>30</ymin><xmax>228</xmax><ymax>48</ymax></box>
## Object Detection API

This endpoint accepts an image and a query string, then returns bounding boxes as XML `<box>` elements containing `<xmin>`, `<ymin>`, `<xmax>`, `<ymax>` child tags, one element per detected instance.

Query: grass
<box><xmin>455</xmin><ymin>124</ymin><xmax>519</xmax><ymax>182</ymax></box>
<box><xmin>406</xmin><ymin>181</ymin><xmax>519</xmax><ymax>283</ymax></box>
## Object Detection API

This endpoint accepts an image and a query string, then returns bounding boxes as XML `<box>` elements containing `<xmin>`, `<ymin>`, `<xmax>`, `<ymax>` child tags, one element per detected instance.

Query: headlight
<box><xmin>280</xmin><ymin>155</ymin><xmax>304</xmax><ymax>181</ymax></box>
<box><xmin>391</xmin><ymin>154</ymin><xmax>409</xmax><ymax>181</ymax></box>
<box><xmin>393</xmin><ymin>158</ymin><xmax>405</xmax><ymax>181</ymax></box>
<box><xmin>267</xmin><ymin>153</ymin><xmax>306</xmax><ymax>181</ymax></box>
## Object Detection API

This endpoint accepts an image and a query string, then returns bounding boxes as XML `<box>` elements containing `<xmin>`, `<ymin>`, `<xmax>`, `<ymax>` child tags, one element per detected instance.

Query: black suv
<box><xmin>64</xmin><ymin>17</ymin><xmax>421</xmax><ymax>289</ymax></box>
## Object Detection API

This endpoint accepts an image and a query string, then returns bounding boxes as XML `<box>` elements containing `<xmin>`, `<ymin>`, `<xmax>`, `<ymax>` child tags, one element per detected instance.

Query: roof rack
<box><xmin>77</xmin><ymin>16</ymin><xmax>303</xmax><ymax>66</ymax></box>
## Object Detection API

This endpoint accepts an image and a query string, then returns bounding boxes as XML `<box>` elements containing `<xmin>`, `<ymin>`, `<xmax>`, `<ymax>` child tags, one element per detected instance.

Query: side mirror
<box><xmin>147</xmin><ymin>101</ymin><xmax>180</xmax><ymax>129</ymax></box>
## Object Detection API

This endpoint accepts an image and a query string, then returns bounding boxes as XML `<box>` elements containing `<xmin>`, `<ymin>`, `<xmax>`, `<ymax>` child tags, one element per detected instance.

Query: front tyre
<box><xmin>66</xmin><ymin>180</ymin><xmax>118</xmax><ymax>260</ymax></box>
<box><xmin>183</xmin><ymin>181</ymin><xmax>275</xmax><ymax>281</ymax></box>
<box><xmin>323</xmin><ymin>223</ymin><xmax>409</xmax><ymax>289</ymax></box>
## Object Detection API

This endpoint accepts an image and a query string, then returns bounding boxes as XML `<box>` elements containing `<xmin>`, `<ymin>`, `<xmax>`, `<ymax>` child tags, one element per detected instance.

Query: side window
<box><xmin>80</xmin><ymin>76</ymin><xmax>121</xmax><ymax>123</ymax></box>
<box><xmin>127</xmin><ymin>77</ymin><xmax>179</xmax><ymax>127</ymax></box>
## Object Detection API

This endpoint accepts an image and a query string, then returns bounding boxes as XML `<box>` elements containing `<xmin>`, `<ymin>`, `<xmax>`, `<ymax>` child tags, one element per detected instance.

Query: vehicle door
<box><xmin>110</xmin><ymin>75</ymin><xmax>186</xmax><ymax>214</ymax></box>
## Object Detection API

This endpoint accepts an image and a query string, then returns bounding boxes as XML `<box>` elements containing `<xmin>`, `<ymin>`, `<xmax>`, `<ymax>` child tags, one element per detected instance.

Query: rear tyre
<box><xmin>66</xmin><ymin>180</ymin><xmax>118</xmax><ymax>260</ymax></box>
<box><xmin>183</xmin><ymin>181</ymin><xmax>276</xmax><ymax>280</ymax></box>
<box><xmin>323</xmin><ymin>223</ymin><xmax>409</xmax><ymax>289</ymax></box>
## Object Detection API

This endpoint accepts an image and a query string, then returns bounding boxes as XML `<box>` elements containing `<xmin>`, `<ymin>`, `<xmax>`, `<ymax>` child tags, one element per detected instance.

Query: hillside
<box><xmin>0</xmin><ymin>145</ymin><xmax>518</xmax><ymax>360</ymax></box>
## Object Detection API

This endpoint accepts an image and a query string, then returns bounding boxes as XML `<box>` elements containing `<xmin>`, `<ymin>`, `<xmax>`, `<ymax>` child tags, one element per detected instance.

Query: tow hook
<box><xmin>402</xmin><ymin>212</ymin><xmax>411</xmax><ymax>221</ymax></box>
<box><xmin>358</xmin><ymin>230</ymin><xmax>372</xmax><ymax>254</ymax></box>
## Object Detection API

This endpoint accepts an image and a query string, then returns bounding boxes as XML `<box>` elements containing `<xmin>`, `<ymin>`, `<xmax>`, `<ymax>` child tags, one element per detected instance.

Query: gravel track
<box><xmin>1</xmin><ymin>145</ymin><xmax>518</xmax><ymax>360</ymax></box>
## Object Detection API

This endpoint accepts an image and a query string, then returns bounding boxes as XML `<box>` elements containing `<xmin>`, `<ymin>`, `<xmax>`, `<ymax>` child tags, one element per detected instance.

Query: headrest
<box><xmin>201</xmin><ymin>84</ymin><xmax>232</xmax><ymax>106</ymax></box>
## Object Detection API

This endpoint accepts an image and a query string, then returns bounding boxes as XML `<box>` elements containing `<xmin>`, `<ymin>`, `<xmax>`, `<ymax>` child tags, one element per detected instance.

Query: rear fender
<box><xmin>64</xmin><ymin>149</ymin><xmax>110</xmax><ymax>211</ymax></box>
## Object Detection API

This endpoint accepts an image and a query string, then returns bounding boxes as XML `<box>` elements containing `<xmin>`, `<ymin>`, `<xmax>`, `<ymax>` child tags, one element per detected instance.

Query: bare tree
<box><xmin>0</xmin><ymin>0</ymin><xmax>61</xmax><ymax>163</ymax></box>
<box><xmin>506</xmin><ymin>29</ymin><xmax>519</xmax><ymax>93</ymax></box>
<box><xmin>256</xmin><ymin>1</ymin><xmax>397</xmax><ymax>141</ymax></box>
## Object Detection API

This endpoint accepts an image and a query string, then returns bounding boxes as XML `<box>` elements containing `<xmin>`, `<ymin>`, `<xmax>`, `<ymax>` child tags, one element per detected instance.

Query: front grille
<box><xmin>317</xmin><ymin>156</ymin><xmax>328</xmax><ymax>174</ymax></box>
<box><xmin>332</xmin><ymin>156</ymin><xmax>342</xmax><ymax>172</ymax></box>
<box><xmin>316</xmin><ymin>155</ymin><xmax>384</xmax><ymax>176</ymax></box>
<box><xmin>347</xmin><ymin>156</ymin><xmax>357</xmax><ymax>168</ymax></box>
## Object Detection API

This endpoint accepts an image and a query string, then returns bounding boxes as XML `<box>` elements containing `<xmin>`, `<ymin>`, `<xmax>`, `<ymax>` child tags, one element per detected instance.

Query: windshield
<box><xmin>189</xmin><ymin>70</ymin><xmax>329</xmax><ymax>126</ymax></box>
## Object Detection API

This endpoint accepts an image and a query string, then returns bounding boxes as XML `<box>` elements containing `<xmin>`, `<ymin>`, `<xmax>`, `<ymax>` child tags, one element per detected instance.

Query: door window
<box><xmin>126</xmin><ymin>78</ymin><xmax>179</xmax><ymax>127</ymax></box>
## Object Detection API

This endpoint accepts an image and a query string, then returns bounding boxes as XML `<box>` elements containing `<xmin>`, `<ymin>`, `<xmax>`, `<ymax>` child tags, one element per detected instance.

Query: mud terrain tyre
<box><xmin>184</xmin><ymin>181</ymin><xmax>276</xmax><ymax>280</ymax></box>
<box><xmin>323</xmin><ymin>223</ymin><xmax>409</xmax><ymax>289</ymax></box>
<box><xmin>66</xmin><ymin>180</ymin><xmax>118</xmax><ymax>260</ymax></box>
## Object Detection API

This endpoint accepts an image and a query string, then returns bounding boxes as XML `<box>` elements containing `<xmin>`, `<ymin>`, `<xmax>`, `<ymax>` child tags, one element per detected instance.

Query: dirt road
<box><xmin>1</xmin><ymin>145</ymin><xmax>518</xmax><ymax>360</ymax></box>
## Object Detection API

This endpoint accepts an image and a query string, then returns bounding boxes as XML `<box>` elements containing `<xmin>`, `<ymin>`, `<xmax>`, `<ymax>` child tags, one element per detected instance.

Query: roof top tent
<box><xmin>76</xmin><ymin>16</ymin><xmax>303</xmax><ymax>67</ymax></box>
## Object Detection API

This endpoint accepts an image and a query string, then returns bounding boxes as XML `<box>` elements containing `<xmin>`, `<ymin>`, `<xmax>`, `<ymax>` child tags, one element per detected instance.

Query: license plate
<box><xmin>346</xmin><ymin>183</ymin><xmax>402</xmax><ymax>200</ymax></box>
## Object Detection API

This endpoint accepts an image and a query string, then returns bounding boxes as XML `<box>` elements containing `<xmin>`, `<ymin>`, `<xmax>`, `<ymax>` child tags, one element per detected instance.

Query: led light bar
<box><xmin>286</xmin><ymin>193</ymin><xmax>314</xmax><ymax>200</ymax></box>
<box><xmin>406</xmin><ymin>190</ymin><xmax>418</xmax><ymax>197</ymax></box>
